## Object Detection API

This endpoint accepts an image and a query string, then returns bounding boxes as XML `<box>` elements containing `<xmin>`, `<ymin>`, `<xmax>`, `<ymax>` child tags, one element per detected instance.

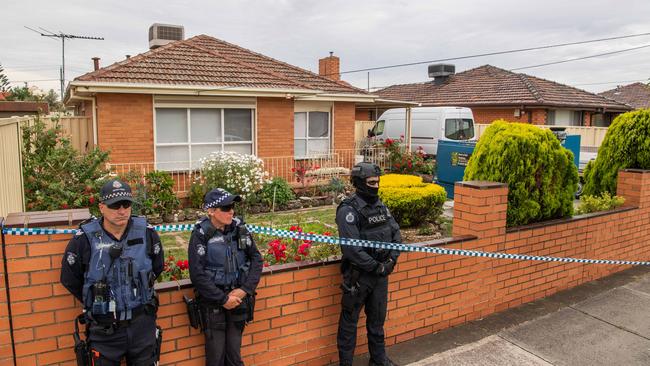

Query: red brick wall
<box><xmin>1</xmin><ymin>170</ymin><xmax>649</xmax><ymax>365</ymax></box>
<box><xmin>257</xmin><ymin>97</ymin><xmax>294</xmax><ymax>159</ymax></box>
<box><xmin>472</xmin><ymin>108</ymin><xmax>547</xmax><ymax>125</ymax></box>
<box><xmin>355</xmin><ymin>109</ymin><xmax>371</xmax><ymax>121</ymax></box>
<box><xmin>96</xmin><ymin>93</ymin><xmax>154</xmax><ymax>164</ymax></box>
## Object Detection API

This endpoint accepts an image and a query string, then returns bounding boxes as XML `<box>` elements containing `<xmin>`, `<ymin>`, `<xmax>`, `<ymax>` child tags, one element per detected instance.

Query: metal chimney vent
<box><xmin>428</xmin><ymin>64</ymin><xmax>455</xmax><ymax>85</ymax></box>
<box><xmin>149</xmin><ymin>23</ymin><xmax>184</xmax><ymax>49</ymax></box>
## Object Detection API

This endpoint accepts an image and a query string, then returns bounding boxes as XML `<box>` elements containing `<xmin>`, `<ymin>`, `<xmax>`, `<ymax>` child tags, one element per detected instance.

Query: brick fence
<box><xmin>1</xmin><ymin>170</ymin><xmax>649</xmax><ymax>365</ymax></box>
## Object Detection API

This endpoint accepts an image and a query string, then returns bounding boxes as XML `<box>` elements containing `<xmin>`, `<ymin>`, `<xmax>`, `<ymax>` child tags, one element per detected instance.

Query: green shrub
<box><xmin>463</xmin><ymin>120</ymin><xmax>578</xmax><ymax>227</ymax></box>
<box><xmin>383</xmin><ymin>137</ymin><xmax>431</xmax><ymax>174</ymax></box>
<box><xmin>189</xmin><ymin>181</ymin><xmax>207</xmax><ymax>209</ymax></box>
<box><xmin>143</xmin><ymin>171</ymin><xmax>180</xmax><ymax>216</ymax></box>
<box><xmin>258</xmin><ymin>177</ymin><xmax>295</xmax><ymax>208</ymax></box>
<box><xmin>22</xmin><ymin>117</ymin><xmax>110</xmax><ymax>212</ymax></box>
<box><xmin>575</xmin><ymin>192</ymin><xmax>625</xmax><ymax>215</ymax></box>
<box><xmin>583</xmin><ymin>109</ymin><xmax>650</xmax><ymax>196</ymax></box>
<box><xmin>378</xmin><ymin>174</ymin><xmax>447</xmax><ymax>227</ymax></box>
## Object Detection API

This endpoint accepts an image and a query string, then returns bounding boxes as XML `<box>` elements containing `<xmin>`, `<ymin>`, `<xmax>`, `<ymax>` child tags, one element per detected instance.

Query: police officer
<box><xmin>336</xmin><ymin>162</ymin><xmax>401</xmax><ymax>366</ymax></box>
<box><xmin>188</xmin><ymin>188</ymin><xmax>263</xmax><ymax>366</ymax></box>
<box><xmin>60</xmin><ymin>179</ymin><xmax>164</xmax><ymax>366</ymax></box>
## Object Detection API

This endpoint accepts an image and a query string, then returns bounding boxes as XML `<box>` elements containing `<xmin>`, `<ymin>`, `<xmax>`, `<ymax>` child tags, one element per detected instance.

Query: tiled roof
<box><xmin>378</xmin><ymin>65</ymin><xmax>631</xmax><ymax>111</ymax></box>
<box><xmin>598</xmin><ymin>82</ymin><xmax>650</xmax><ymax>109</ymax></box>
<box><xmin>75</xmin><ymin>35</ymin><xmax>367</xmax><ymax>94</ymax></box>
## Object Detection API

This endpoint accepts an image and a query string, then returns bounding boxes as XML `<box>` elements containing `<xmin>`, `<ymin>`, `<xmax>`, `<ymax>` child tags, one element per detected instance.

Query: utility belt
<box><xmin>72</xmin><ymin>312</ymin><xmax>162</xmax><ymax>366</ymax></box>
<box><xmin>90</xmin><ymin>304</ymin><xmax>147</xmax><ymax>328</ymax></box>
<box><xmin>184</xmin><ymin>293</ymin><xmax>256</xmax><ymax>332</ymax></box>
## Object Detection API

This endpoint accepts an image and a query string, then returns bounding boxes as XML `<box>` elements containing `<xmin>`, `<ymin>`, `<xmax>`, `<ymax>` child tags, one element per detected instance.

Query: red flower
<box><xmin>294</xmin><ymin>255</ymin><xmax>302</xmax><ymax>261</ymax></box>
<box><xmin>322</xmin><ymin>231</ymin><xmax>331</xmax><ymax>236</ymax></box>
<box><xmin>61</xmin><ymin>203</ymin><xmax>69</xmax><ymax>209</ymax></box>
<box><xmin>263</xmin><ymin>262</ymin><xmax>269</xmax><ymax>267</ymax></box>
<box><xmin>88</xmin><ymin>196</ymin><xmax>95</xmax><ymax>204</ymax></box>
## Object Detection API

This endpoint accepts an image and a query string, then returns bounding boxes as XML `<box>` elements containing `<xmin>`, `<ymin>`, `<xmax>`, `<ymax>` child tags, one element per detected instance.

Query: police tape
<box><xmin>3</xmin><ymin>224</ymin><xmax>650</xmax><ymax>267</ymax></box>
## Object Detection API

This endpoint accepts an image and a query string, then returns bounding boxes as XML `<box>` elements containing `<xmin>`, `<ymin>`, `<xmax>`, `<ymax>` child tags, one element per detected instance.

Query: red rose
<box><xmin>89</xmin><ymin>196</ymin><xmax>95</xmax><ymax>204</ymax></box>
<box><xmin>61</xmin><ymin>203</ymin><xmax>69</xmax><ymax>209</ymax></box>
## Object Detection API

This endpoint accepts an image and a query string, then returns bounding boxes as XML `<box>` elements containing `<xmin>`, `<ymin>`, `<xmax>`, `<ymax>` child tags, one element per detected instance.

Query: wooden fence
<box><xmin>476</xmin><ymin>124</ymin><xmax>608</xmax><ymax>148</ymax></box>
<box><xmin>355</xmin><ymin>120</ymin><xmax>375</xmax><ymax>146</ymax></box>
<box><xmin>0</xmin><ymin>118</ymin><xmax>25</xmax><ymax>217</ymax></box>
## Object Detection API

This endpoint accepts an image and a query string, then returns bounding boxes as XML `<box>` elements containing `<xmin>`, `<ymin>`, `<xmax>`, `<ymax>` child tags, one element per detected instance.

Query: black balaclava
<box><xmin>352</xmin><ymin>176</ymin><xmax>379</xmax><ymax>204</ymax></box>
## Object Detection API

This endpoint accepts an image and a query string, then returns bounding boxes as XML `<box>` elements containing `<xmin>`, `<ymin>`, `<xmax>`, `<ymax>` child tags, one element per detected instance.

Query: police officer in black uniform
<box><xmin>188</xmin><ymin>188</ymin><xmax>263</xmax><ymax>366</ymax></box>
<box><xmin>60</xmin><ymin>179</ymin><xmax>164</xmax><ymax>366</ymax></box>
<box><xmin>336</xmin><ymin>162</ymin><xmax>401</xmax><ymax>366</ymax></box>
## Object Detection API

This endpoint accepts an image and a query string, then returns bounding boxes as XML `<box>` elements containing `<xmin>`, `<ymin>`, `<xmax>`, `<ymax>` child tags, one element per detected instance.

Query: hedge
<box><xmin>583</xmin><ymin>109</ymin><xmax>650</xmax><ymax>196</ymax></box>
<box><xmin>463</xmin><ymin>120</ymin><xmax>578</xmax><ymax>227</ymax></box>
<box><xmin>379</xmin><ymin>174</ymin><xmax>447</xmax><ymax>227</ymax></box>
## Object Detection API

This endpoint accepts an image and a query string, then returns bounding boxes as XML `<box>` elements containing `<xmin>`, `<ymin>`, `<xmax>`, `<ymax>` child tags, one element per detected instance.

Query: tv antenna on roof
<box><xmin>25</xmin><ymin>26</ymin><xmax>104</xmax><ymax>100</ymax></box>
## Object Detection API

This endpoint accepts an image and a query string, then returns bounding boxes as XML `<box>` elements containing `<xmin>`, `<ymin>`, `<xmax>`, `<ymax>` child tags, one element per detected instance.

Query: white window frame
<box><xmin>294</xmin><ymin>111</ymin><xmax>331</xmax><ymax>159</ymax></box>
<box><xmin>154</xmin><ymin>107</ymin><xmax>255</xmax><ymax>170</ymax></box>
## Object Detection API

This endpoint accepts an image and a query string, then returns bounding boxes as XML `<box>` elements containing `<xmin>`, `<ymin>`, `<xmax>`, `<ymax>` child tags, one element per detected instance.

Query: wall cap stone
<box><xmin>455</xmin><ymin>181</ymin><xmax>508</xmax><ymax>190</ymax></box>
<box><xmin>4</xmin><ymin>208</ymin><xmax>91</xmax><ymax>228</ymax></box>
<box><xmin>622</xmin><ymin>169</ymin><xmax>650</xmax><ymax>174</ymax></box>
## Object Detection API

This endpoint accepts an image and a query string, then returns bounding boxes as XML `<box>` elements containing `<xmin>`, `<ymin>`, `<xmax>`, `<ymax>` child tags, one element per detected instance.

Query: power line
<box><xmin>572</xmin><ymin>79</ymin><xmax>649</xmax><ymax>86</ymax></box>
<box><xmin>338</xmin><ymin>31</ymin><xmax>650</xmax><ymax>75</ymax></box>
<box><xmin>510</xmin><ymin>43</ymin><xmax>650</xmax><ymax>71</ymax></box>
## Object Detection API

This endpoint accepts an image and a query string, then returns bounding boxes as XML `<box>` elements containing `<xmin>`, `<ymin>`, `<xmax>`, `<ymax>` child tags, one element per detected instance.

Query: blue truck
<box><xmin>436</xmin><ymin>128</ymin><xmax>581</xmax><ymax>199</ymax></box>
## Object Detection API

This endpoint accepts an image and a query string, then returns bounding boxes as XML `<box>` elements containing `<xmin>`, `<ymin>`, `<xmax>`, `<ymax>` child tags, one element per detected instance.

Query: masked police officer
<box><xmin>60</xmin><ymin>179</ymin><xmax>164</xmax><ymax>366</ymax></box>
<box><xmin>188</xmin><ymin>188</ymin><xmax>263</xmax><ymax>366</ymax></box>
<box><xmin>336</xmin><ymin>162</ymin><xmax>401</xmax><ymax>366</ymax></box>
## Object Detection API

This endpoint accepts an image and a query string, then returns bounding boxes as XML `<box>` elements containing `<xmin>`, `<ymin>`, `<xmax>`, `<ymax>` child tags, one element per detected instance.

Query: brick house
<box><xmin>64</xmin><ymin>32</ymin><xmax>406</xmax><ymax>177</ymax></box>
<box><xmin>599</xmin><ymin>82</ymin><xmax>650</xmax><ymax>110</ymax></box>
<box><xmin>372</xmin><ymin>65</ymin><xmax>632</xmax><ymax>127</ymax></box>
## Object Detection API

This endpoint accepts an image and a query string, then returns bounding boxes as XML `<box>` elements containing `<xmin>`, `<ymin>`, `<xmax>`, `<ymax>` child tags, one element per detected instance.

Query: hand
<box><xmin>223</xmin><ymin>295</ymin><xmax>242</xmax><ymax>310</ymax></box>
<box><xmin>374</xmin><ymin>263</ymin><xmax>386</xmax><ymax>276</ymax></box>
<box><xmin>383</xmin><ymin>259</ymin><xmax>395</xmax><ymax>275</ymax></box>
<box><xmin>229</xmin><ymin>288</ymin><xmax>247</xmax><ymax>300</ymax></box>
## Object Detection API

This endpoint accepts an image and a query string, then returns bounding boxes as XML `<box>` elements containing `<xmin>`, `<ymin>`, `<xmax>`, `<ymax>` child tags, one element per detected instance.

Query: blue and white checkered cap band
<box><xmin>205</xmin><ymin>197</ymin><xmax>228</xmax><ymax>209</ymax></box>
<box><xmin>101</xmin><ymin>191</ymin><xmax>132</xmax><ymax>202</ymax></box>
<box><xmin>3</xmin><ymin>224</ymin><xmax>650</xmax><ymax>267</ymax></box>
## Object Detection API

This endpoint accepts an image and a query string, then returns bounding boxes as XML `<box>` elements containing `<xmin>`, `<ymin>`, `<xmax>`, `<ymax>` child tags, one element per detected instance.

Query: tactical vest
<box><xmin>81</xmin><ymin>217</ymin><xmax>153</xmax><ymax>320</ymax></box>
<box><xmin>340</xmin><ymin>195</ymin><xmax>393</xmax><ymax>261</ymax></box>
<box><xmin>198</xmin><ymin>217</ymin><xmax>251</xmax><ymax>289</ymax></box>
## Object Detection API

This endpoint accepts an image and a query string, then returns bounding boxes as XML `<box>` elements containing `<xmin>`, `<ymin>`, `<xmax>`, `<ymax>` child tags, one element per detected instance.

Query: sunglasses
<box><xmin>218</xmin><ymin>204</ymin><xmax>235</xmax><ymax>212</ymax></box>
<box><xmin>106</xmin><ymin>201</ymin><xmax>132</xmax><ymax>210</ymax></box>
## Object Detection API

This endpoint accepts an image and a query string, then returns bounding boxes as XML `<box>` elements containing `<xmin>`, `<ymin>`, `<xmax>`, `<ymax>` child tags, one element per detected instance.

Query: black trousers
<box><xmin>87</xmin><ymin>313</ymin><xmax>158</xmax><ymax>366</ymax></box>
<box><xmin>202</xmin><ymin>305</ymin><xmax>246</xmax><ymax>366</ymax></box>
<box><xmin>337</xmin><ymin>275</ymin><xmax>388</xmax><ymax>365</ymax></box>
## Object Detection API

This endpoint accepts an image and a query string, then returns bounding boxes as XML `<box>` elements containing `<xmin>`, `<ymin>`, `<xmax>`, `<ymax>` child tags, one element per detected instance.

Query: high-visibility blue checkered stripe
<box><xmin>3</xmin><ymin>224</ymin><xmax>649</xmax><ymax>267</ymax></box>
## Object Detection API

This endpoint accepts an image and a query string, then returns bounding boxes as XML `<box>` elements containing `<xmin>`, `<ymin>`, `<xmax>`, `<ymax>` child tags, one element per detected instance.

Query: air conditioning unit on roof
<box><xmin>149</xmin><ymin>23</ymin><xmax>184</xmax><ymax>49</ymax></box>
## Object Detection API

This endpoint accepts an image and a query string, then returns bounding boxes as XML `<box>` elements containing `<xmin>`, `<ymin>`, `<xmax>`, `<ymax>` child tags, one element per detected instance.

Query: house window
<box><xmin>155</xmin><ymin>108</ymin><xmax>253</xmax><ymax>170</ymax></box>
<box><xmin>294</xmin><ymin>111</ymin><xmax>330</xmax><ymax>158</ymax></box>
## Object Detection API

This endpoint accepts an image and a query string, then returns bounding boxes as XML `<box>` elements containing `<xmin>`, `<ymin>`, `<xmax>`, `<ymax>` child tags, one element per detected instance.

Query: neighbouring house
<box><xmin>64</xmin><ymin>24</ymin><xmax>411</xmax><ymax>185</ymax></box>
<box><xmin>599</xmin><ymin>82</ymin><xmax>650</xmax><ymax>110</ymax></box>
<box><xmin>372</xmin><ymin>64</ymin><xmax>632</xmax><ymax>127</ymax></box>
<box><xmin>0</xmin><ymin>101</ymin><xmax>49</xmax><ymax>118</ymax></box>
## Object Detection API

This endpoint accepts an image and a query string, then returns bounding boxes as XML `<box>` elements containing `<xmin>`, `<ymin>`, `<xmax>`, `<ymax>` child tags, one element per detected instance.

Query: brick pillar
<box><xmin>318</xmin><ymin>53</ymin><xmax>340</xmax><ymax>81</ymax></box>
<box><xmin>452</xmin><ymin>181</ymin><xmax>508</xmax><ymax>240</ymax></box>
<box><xmin>2</xmin><ymin>209</ymin><xmax>90</xmax><ymax>365</ymax></box>
<box><xmin>616</xmin><ymin>169</ymin><xmax>650</xmax><ymax>208</ymax></box>
<box><xmin>0</xmin><ymin>217</ymin><xmax>16</xmax><ymax>366</ymax></box>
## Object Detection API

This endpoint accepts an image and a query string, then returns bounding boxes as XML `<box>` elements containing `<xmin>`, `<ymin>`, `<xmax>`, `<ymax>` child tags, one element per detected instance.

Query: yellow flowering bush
<box><xmin>379</xmin><ymin>174</ymin><xmax>447</xmax><ymax>227</ymax></box>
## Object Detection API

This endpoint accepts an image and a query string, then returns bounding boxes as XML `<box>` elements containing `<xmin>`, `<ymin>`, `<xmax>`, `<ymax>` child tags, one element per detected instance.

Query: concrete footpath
<box><xmin>353</xmin><ymin>266</ymin><xmax>650</xmax><ymax>366</ymax></box>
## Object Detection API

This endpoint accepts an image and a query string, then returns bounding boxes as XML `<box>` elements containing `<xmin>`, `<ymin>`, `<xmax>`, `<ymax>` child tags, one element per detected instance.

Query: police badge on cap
<box><xmin>100</xmin><ymin>179</ymin><xmax>134</xmax><ymax>205</ymax></box>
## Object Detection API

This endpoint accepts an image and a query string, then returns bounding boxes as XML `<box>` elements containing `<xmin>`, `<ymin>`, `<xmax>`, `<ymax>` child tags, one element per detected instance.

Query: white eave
<box><xmin>66</xmin><ymin>81</ymin><xmax>324</xmax><ymax>101</ymax></box>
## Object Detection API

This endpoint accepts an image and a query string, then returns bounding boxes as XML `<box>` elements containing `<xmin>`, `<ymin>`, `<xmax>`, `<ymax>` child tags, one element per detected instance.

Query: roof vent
<box><xmin>148</xmin><ymin>23</ymin><xmax>184</xmax><ymax>49</ymax></box>
<box><xmin>428</xmin><ymin>63</ymin><xmax>455</xmax><ymax>85</ymax></box>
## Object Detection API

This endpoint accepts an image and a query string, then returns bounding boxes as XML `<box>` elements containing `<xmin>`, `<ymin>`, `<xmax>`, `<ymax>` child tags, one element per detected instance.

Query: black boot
<box><xmin>369</xmin><ymin>357</ymin><xmax>398</xmax><ymax>366</ymax></box>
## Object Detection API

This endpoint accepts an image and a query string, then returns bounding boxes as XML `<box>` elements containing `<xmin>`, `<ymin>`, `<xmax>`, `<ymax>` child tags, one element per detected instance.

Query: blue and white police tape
<box><xmin>3</xmin><ymin>224</ymin><xmax>650</xmax><ymax>267</ymax></box>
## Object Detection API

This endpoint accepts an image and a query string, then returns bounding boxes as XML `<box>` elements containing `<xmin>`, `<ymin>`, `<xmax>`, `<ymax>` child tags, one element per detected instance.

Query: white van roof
<box><xmin>379</xmin><ymin>106</ymin><xmax>472</xmax><ymax>117</ymax></box>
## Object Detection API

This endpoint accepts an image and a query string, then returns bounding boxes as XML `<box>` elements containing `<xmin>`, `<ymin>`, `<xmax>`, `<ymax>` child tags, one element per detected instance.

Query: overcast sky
<box><xmin>2</xmin><ymin>0</ymin><xmax>649</xmax><ymax>99</ymax></box>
